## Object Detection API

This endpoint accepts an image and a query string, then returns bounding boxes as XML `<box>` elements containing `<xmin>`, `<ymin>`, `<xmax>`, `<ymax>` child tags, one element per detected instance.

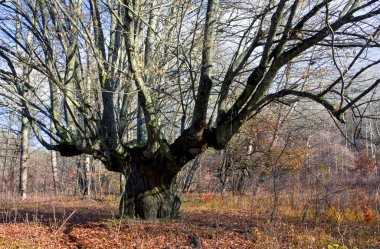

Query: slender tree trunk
<box><xmin>83</xmin><ymin>155</ymin><xmax>91</xmax><ymax>196</ymax></box>
<box><xmin>19</xmin><ymin>115</ymin><xmax>29</xmax><ymax>199</ymax></box>
<box><xmin>120</xmin><ymin>173</ymin><xmax>125</xmax><ymax>195</ymax></box>
<box><xmin>236</xmin><ymin>170</ymin><xmax>247</xmax><ymax>195</ymax></box>
<box><xmin>137</xmin><ymin>96</ymin><xmax>147</xmax><ymax>142</ymax></box>
<box><xmin>10</xmin><ymin>161</ymin><xmax>16</xmax><ymax>195</ymax></box>
<box><xmin>96</xmin><ymin>164</ymin><xmax>102</xmax><ymax>197</ymax></box>
<box><xmin>183</xmin><ymin>155</ymin><xmax>203</xmax><ymax>193</ymax></box>
<box><xmin>269</xmin><ymin>172</ymin><xmax>278</xmax><ymax>222</ymax></box>
<box><xmin>219</xmin><ymin>150</ymin><xmax>230</xmax><ymax>197</ymax></box>
<box><xmin>51</xmin><ymin>150</ymin><xmax>59</xmax><ymax>195</ymax></box>
<box><xmin>50</xmin><ymin>122</ymin><xmax>59</xmax><ymax>195</ymax></box>
<box><xmin>1</xmin><ymin>137</ymin><xmax>9</xmax><ymax>195</ymax></box>
<box><xmin>1</xmin><ymin>160</ymin><xmax>5</xmax><ymax>194</ymax></box>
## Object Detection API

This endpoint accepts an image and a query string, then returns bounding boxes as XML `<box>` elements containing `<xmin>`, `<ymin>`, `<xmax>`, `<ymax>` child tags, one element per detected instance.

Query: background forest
<box><xmin>0</xmin><ymin>100</ymin><xmax>380</xmax><ymax>248</ymax></box>
<box><xmin>0</xmin><ymin>0</ymin><xmax>380</xmax><ymax>248</ymax></box>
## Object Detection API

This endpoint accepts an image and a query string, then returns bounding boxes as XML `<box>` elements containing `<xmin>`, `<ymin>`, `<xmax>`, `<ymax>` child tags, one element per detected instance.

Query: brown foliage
<box><xmin>355</xmin><ymin>150</ymin><xmax>377</xmax><ymax>175</ymax></box>
<box><xmin>0</xmin><ymin>193</ymin><xmax>379</xmax><ymax>248</ymax></box>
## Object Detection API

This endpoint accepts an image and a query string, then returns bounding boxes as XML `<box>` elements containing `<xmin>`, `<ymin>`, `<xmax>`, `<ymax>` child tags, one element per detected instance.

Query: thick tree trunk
<box><xmin>119</xmin><ymin>166</ymin><xmax>181</xmax><ymax>220</ymax></box>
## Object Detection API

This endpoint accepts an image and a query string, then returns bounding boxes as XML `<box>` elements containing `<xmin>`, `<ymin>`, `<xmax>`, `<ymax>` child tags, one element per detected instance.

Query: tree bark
<box><xmin>1</xmin><ymin>136</ymin><xmax>9</xmax><ymax>194</ymax></box>
<box><xmin>119</xmin><ymin>162</ymin><xmax>181</xmax><ymax>220</ymax></box>
<box><xmin>119</xmin><ymin>173</ymin><xmax>125</xmax><ymax>195</ymax></box>
<box><xmin>19</xmin><ymin>115</ymin><xmax>29</xmax><ymax>199</ymax></box>
<box><xmin>50</xmin><ymin>121</ymin><xmax>59</xmax><ymax>195</ymax></box>
<box><xmin>51</xmin><ymin>149</ymin><xmax>59</xmax><ymax>195</ymax></box>
<box><xmin>83</xmin><ymin>155</ymin><xmax>91</xmax><ymax>196</ymax></box>
<box><xmin>183</xmin><ymin>155</ymin><xmax>203</xmax><ymax>193</ymax></box>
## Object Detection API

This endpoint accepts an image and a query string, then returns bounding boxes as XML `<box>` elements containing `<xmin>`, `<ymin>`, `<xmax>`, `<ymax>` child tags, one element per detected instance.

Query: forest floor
<box><xmin>0</xmin><ymin>193</ymin><xmax>379</xmax><ymax>249</ymax></box>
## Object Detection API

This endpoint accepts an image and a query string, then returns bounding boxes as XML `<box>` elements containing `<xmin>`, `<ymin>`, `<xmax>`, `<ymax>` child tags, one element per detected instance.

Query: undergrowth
<box><xmin>0</xmin><ymin>191</ymin><xmax>378</xmax><ymax>248</ymax></box>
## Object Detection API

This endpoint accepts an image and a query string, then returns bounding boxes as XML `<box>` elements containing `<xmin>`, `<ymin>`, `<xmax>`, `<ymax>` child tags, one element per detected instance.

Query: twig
<box><xmin>54</xmin><ymin>210</ymin><xmax>76</xmax><ymax>235</ymax></box>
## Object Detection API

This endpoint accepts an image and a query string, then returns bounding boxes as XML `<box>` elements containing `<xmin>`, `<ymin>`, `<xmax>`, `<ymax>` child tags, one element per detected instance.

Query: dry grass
<box><xmin>0</xmin><ymin>192</ymin><xmax>378</xmax><ymax>248</ymax></box>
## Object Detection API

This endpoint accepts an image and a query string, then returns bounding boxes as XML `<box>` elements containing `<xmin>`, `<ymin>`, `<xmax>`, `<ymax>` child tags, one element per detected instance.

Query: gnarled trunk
<box><xmin>119</xmin><ymin>164</ymin><xmax>181</xmax><ymax>220</ymax></box>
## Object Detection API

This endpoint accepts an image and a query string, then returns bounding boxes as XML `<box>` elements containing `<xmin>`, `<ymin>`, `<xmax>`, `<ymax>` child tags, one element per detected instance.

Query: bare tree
<box><xmin>15</xmin><ymin>3</ymin><xmax>31</xmax><ymax>199</ymax></box>
<box><xmin>0</xmin><ymin>0</ymin><xmax>380</xmax><ymax>219</ymax></box>
<box><xmin>83</xmin><ymin>155</ymin><xmax>91</xmax><ymax>196</ymax></box>
<box><xmin>0</xmin><ymin>114</ymin><xmax>21</xmax><ymax>196</ymax></box>
<box><xmin>182</xmin><ymin>155</ymin><xmax>203</xmax><ymax>193</ymax></box>
<box><xmin>19</xmin><ymin>111</ymin><xmax>29</xmax><ymax>199</ymax></box>
<box><xmin>51</xmin><ymin>145</ymin><xmax>59</xmax><ymax>195</ymax></box>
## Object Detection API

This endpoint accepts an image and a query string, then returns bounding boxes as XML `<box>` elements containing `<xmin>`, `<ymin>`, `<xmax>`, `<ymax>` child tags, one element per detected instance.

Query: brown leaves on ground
<box><xmin>0</xmin><ymin>194</ymin><xmax>378</xmax><ymax>248</ymax></box>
